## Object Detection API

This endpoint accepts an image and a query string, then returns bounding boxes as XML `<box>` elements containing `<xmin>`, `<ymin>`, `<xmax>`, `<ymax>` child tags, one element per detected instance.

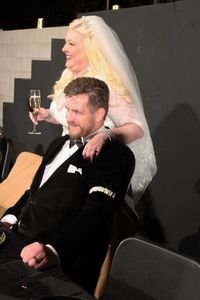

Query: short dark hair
<box><xmin>64</xmin><ymin>77</ymin><xmax>109</xmax><ymax>116</ymax></box>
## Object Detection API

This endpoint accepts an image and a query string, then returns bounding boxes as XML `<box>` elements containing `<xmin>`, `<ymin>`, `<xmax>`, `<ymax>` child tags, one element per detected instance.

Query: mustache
<box><xmin>67</xmin><ymin>121</ymin><xmax>78</xmax><ymax>126</ymax></box>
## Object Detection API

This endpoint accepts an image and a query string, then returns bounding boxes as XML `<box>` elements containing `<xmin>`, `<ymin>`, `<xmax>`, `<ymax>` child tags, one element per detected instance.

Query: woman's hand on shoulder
<box><xmin>82</xmin><ymin>131</ymin><xmax>107</xmax><ymax>162</ymax></box>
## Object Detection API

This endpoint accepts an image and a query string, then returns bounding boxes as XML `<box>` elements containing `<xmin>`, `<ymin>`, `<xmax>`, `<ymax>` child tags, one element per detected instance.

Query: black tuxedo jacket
<box><xmin>4</xmin><ymin>135</ymin><xmax>135</xmax><ymax>293</ymax></box>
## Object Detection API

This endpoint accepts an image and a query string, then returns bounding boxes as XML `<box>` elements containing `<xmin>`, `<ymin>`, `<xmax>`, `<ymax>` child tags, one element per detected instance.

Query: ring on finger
<box><xmin>34</xmin><ymin>256</ymin><xmax>42</xmax><ymax>264</ymax></box>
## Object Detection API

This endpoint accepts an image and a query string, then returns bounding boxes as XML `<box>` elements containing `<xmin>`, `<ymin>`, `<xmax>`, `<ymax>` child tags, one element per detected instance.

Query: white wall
<box><xmin>0</xmin><ymin>26</ymin><xmax>66</xmax><ymax>126</ymax></box>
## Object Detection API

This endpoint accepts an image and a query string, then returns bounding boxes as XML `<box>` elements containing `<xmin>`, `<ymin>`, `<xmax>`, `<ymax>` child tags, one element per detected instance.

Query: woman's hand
<box><xmin>29</xmin><ymin>108</ymin><xmax>50</xmax><ymax>124</ymax></box>
<box><xmin>82</xmin><ymin>131</ymin><xmax>107</xmax><ymax>162</ymax></box>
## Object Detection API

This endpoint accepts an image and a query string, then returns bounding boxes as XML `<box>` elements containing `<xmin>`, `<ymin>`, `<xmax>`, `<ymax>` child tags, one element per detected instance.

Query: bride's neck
<box><xmin>74</xmin><ymin>65</ymin><xmax>91</xmax><ymax>78</ymax></box>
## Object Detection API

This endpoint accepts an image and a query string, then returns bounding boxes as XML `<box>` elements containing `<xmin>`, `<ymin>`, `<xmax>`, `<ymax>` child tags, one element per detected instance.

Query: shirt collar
<box><xmin>68</xmin><ymin>126</ymin><xmax>105</xmax><ymax>146</ymax></box>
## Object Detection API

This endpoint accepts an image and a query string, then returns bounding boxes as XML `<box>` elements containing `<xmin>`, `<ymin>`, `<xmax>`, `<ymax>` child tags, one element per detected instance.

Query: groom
<box><xmin>0</xmin><ymin>77</ymin><xmax>135</xmax><ymax>293</ymax></box>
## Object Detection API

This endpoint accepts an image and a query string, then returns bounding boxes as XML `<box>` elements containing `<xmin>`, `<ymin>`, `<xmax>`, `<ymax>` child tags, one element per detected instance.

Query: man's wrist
<box><xmin>1</xmin><ymin>214</ymin><xmax>18</xmax><ymax>226</ymax></box>
<box><xmin>46</xmin><ymin>244</ymin><xmax>60</xmax><ymax>266</ymax></box>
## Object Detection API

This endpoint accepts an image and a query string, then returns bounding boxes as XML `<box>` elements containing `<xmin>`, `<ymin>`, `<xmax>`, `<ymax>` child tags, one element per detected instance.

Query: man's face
<box><xmin>66</xmin><ymin>94</ymin><xmax>99</xmax><ymax>139</ymax></box>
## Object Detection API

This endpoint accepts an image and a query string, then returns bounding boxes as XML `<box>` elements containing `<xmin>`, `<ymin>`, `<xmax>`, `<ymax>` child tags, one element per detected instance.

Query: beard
<box><xmin>68</xmin><ymin>124</ymin><xmax>83</xmax><ymax>139</ymax></box>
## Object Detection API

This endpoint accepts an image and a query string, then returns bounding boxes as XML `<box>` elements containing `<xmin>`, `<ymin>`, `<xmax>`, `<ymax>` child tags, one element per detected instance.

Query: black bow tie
<box><xmin>69</xmin><ymin>137</ymin><xmax>84</xmax><ymax>149</ymax></box>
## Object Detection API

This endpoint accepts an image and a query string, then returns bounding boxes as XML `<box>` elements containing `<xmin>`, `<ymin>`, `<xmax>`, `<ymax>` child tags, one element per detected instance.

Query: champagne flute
<box><xmin>28</xmin><ymin>89</ymin><xmax>42</xmax><ymax>135</ymax></box>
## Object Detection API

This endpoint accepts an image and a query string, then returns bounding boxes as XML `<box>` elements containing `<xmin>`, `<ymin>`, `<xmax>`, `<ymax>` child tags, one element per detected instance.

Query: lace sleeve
<box><xmin>107</xmin><ymin>89</ymin><xmax>156</xmax><ymax>207</ymax></box>
<box><xmin>108</xmin><ymin>89</ymin><xmax>144</xmax><ymax>129</ymax></box>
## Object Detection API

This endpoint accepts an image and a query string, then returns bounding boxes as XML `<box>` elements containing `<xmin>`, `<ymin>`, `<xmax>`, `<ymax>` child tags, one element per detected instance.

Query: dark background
<box><xmin>0</xmin><ymin>0</ymin><xmax>180</xmax><ymax>30</ymax></box>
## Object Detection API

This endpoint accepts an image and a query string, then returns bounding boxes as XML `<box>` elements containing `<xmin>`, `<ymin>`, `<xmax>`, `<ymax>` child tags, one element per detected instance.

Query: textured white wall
<box><xmin>0</xmin><ymin>26</ymin><xmax>66</xmax><ymax>126</ymax></box>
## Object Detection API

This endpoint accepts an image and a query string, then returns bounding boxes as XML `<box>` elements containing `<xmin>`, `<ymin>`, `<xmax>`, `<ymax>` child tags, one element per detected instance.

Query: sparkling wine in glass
<box><xmin>28</xmin><ymin>89</ymin><xmax>41</xmax><ymax>135</ymax></box>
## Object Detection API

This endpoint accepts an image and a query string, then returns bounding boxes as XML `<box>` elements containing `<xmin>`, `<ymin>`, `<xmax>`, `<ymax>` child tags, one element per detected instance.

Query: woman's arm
<box><xmin>82</xmin><ymin>122</ymin><xmax>143</xmax><ymax>161</ymax></box>
<box><xmin>109</xmin><ymin>122</ymin><xmax>143</xmax><ymax>144</ymax></box>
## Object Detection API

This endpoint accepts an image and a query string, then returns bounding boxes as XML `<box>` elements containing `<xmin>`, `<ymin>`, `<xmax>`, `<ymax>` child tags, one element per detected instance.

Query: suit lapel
<box><xmin>43</xmin><ymin>135</ymin><xmax>69</xmax><ymax>165</ymax></box>
<box><xmin>30</xmin><ymin>136</ymin><xmax>69</xmax><ymax>191</ymax></box>
<box><xmin>31</xmin><ymin>135</ymin><xmax>85</xmax><ymax>192</ymax></box>
<box><xmin>41</xmin><ymin>148</ymin><xmax>84</xmax><ymax>187</ymax></box>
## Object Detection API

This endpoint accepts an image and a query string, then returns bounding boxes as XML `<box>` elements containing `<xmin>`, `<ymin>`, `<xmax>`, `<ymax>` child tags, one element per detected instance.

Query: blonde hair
<box><xmin>52</xmin><ymin>17</ymin><xmax>132</xmax><ymax>103</ymax></box>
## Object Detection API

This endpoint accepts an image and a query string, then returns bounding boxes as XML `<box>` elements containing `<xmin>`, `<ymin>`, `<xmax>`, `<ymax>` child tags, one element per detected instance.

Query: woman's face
<box><xmin>62</xmin><ymin>28</ymin><xmax>89</xmax><ymax>75</ymax></box>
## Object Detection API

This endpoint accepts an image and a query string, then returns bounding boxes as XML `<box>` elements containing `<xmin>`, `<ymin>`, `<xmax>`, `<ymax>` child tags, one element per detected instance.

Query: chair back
<box><xmin>102</xmin><ymin>237</ymin><xmax>200</xmax><ymax>300</ymax></box>
<box><xmin>0</xmin><ymin>151</ymin><xmax>42</xmax><ymax>217</ymax></box>
<box><xmin>94</xmin><ymin>201</ymin><xmax>144</xmax><ymax>300</ymax></box>
<box><xmin>0</xmin><ymin>137</ymin><xmax>13</xmax><ymax>182</ymax></box>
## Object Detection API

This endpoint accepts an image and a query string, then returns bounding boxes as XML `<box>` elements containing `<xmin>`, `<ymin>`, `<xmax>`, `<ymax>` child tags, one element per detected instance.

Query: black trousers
<box><xmin>0</xmin><ymin>221</ymin><xmax>27</xmax><ymax>263</ymax></box>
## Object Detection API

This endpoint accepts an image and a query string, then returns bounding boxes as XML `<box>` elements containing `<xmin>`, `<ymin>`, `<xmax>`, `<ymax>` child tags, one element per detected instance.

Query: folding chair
<box><xmin>0</xmin><ymin>151</ymin><xmax>42</xmax><ymax>217</ymax></box>
<box><xmin>94</xmin><ymin>202</ymin><xmax>144</xmax><ymax>300</ymax></box>
<box><xmin>102</xmin><ymin>237</ymin><xmax>200</xmax><ymax>300</ymax></box>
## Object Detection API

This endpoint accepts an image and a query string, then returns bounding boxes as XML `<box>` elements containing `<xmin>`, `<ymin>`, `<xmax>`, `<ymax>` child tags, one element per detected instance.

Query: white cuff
<box><xmin>1</xmin><ymin>214</ymin><xmax>18</xmax><ymax>225</ymax></box>
<box><xmin>46</xmin><ymin>244</ymin><xmax>60</xmax><ymax>266</ymax></box>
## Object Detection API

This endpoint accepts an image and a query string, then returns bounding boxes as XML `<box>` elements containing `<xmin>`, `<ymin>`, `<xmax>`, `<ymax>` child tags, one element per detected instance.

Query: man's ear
<box><xmin>95</xmin><ymin>107</ymin><xmax>106</xmax><ymax>122</ymax></box>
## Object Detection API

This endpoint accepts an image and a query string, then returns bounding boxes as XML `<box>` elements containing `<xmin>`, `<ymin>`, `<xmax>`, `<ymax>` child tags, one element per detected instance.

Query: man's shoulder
<box><xmin>96</xmin><ymin>140</ymin><xmax>135</xmax><ymax>176</ymax></box>
<box><xmin>104</xmin><ymin>140</ymin><xmax>134</xmax><ymax>160</ymax></box>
